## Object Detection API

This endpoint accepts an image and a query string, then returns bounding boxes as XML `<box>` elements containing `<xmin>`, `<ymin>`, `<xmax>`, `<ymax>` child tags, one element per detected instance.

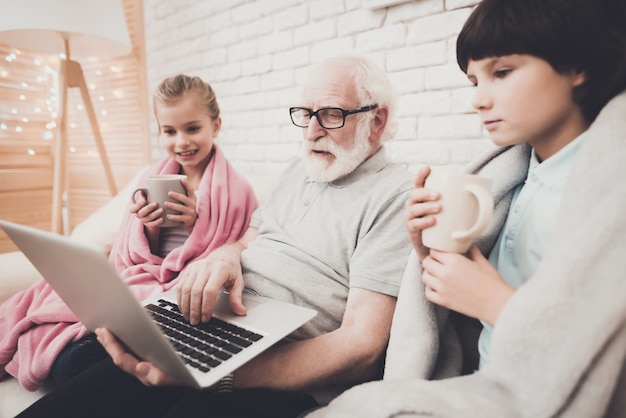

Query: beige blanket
<box><xmin>309</xmin><ymin>91</ymin><xmax>626</xmax><ymax>418</ymax></box>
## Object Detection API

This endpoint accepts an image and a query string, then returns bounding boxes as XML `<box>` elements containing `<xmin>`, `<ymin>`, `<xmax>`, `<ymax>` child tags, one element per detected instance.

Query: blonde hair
<box><xmin>153</xmin><ymin>74</ymin><xmax>220</xmax><ymax>121</ymax></box>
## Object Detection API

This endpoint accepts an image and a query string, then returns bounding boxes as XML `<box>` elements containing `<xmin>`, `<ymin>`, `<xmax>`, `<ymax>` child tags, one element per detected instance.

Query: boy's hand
<box><xmin>421</xmin><ymin>246</ymin><xmax>514</xmax><ymax>325</ymax></box>
<box><xmin>405</xmin><ymin>165</ymin><xmax>441</xmax><ymax>261</ymax></box>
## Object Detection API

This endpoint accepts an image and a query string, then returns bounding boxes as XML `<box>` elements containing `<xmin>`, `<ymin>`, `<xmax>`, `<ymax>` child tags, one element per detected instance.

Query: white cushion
<box><xmin>0</xmin><ymin>378</ymin><xmax>53</xmax><ymax>418</ymax></box>
<box><xmin>69</xmin><ymin>168</ymin><xmax>145</xmax><ymax>248</ymax></box>
<box><xmin>0</xmin><ymin>251</ymin><xmax>41</xmax><ymax>305</ymax></box>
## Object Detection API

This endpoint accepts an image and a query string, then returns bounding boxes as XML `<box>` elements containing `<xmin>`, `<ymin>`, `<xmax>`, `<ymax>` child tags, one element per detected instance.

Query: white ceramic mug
<box><xmin>422</xmin><ymin>169</ymin><xmax>493</xmax><ymax>253</ymax></box>
<box><xmin>132</xmin><ymin>174</ymin><xmax>187</xmax><ymax>228</ymax></box>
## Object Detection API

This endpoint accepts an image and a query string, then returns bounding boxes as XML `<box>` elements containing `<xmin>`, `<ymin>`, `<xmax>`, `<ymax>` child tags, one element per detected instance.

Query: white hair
<box><xmin>312</xmin><ymin>54</ymin><xmax>398</xmax><ymax>142</ymax></box>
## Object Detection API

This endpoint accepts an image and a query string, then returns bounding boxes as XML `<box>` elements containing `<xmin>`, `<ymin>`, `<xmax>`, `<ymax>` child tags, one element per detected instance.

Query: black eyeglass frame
<box><xmin>289</xmin><ymin>104</ymin><xmax>378</xmax><ymax>129</ymax></box>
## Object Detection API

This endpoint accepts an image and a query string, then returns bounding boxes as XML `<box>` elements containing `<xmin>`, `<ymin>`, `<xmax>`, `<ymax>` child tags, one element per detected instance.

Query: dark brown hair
<box><xmin>457</xmin><ymin>0</ymin><xmax>626</xmax><ymax>122</ymax></box>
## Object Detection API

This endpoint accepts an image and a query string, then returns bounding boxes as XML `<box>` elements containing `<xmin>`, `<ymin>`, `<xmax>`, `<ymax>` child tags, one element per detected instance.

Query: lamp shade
<box><xmin>0</xmin><ymin>0</ymin><xmax>132</xmax><ymax>58</ymax></box>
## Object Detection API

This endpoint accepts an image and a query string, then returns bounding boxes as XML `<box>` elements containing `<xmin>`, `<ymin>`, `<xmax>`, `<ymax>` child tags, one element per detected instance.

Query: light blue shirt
<box><xmin>478</xmin><ymin>134</ymin><xmax>585</xmax><ymax>367</ymax></box>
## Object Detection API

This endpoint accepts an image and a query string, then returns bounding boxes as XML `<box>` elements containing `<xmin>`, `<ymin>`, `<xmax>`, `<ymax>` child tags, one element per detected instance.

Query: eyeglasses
<box><xmin>289</xmin><ymin>104</ymin><xmax>378</xmax><ymax>129</ymax></box>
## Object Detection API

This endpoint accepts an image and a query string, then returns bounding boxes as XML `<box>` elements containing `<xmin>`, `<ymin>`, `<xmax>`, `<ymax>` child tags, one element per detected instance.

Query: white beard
<box><xmin>302</xmin><ymin>123</ymin><xmax>372</xmax><ymax>183</ymax></box>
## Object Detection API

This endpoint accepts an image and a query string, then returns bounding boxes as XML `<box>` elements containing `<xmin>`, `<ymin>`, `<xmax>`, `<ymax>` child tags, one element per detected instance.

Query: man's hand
<box><xmin>95</xmin><ymin>327</ymin><xmax>183</xmax><ymax>387</ymax></box>
<box><xmin>177</xmin><ymin>228</ymin><xmax>257</xmax><ymax>325</ymax></box>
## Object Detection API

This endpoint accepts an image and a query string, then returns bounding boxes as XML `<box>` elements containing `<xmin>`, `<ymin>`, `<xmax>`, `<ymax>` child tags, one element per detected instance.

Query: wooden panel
<box><xmin>0</xmin><ymin>169</ymin><xmax>53</xmax><ymax>192</ymax></box>
<box><xmin>0</xmin><ymin>188</ymin><xmax>52</xmax><ymax>253</ymax></box>
<box><xmin>0</xmin><ymin>143</ymin><xmax>53</xmax><ymax>168</ymax></box>
<box><xmin>0</xmin><ymin>0</ymin><xmax>150</xmax><ymax>253</ymax></box>
<box><xmin>0</xmin><ymin>44</ymin><xmax>56</xmax><ymax>251</ymax></box>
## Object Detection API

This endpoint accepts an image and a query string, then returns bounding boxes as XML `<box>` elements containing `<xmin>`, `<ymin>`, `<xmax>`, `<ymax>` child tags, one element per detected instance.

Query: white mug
<box><xmin>132</xmin><ymin>174</ymin><xmax>187</xmax><ymax>228</ymax></box>
<box><xmin>422</xmin><ymin>169</ymin><xmax>493</xmax><ymax>253</ymax></box>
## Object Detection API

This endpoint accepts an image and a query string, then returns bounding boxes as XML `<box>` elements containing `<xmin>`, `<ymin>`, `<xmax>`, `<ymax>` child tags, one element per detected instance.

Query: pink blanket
<box><xmin>0</xmin><ymin>146</ymin><xmax>258</xmax><ymax>390</ymax></box>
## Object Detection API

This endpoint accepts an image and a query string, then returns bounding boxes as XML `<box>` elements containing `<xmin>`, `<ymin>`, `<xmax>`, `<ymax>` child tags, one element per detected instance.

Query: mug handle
<box><xmin>131</xmin><ymin>188</ymin><xmax>148</xmax><ymax>204</ymax></box>
<box><xmin>451</xmin><ymin>183</ymin><xmax>493</xmax><ymax>240</ymax></box>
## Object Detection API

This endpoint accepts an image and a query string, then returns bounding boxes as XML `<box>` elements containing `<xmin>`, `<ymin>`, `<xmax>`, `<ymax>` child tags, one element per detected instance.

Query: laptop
<box><xmin>0</xmin><ymin>220</ymin><xmax>316</xmax><ymax>389</ymax></box>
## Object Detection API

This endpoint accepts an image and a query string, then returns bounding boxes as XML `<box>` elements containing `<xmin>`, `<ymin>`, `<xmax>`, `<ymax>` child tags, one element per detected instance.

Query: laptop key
<box><xmin>145</xmin><ymin>299</ymin><xmax>265</xmax><ymax>372</ymax></box>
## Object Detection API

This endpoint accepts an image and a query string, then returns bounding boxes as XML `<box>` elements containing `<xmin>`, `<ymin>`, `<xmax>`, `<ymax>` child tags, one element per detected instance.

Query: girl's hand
<box><xmin>405</xmin><ymin>166</ymin><xmax>441</xmax><ymax>261</ymax></box>
<box><xmin>130</xmin><ymin>190</ymin><xmax>165</xmax><ymax>231</ymax></box>
<box><xmin>164</xmin><ymin>178</ymin><xmax>198</xmax><ymax>233</ymax></box>
<box><xmin>421</xmin><ymin>246</ymin><xmax>514</xmax><ymax>325</ymax></box>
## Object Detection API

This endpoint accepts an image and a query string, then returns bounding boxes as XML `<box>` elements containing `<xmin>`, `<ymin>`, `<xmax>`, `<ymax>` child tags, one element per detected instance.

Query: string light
<box><xmin>1</xmin><ymin>48</ymin><xmax>127</xmax><ymax>159</ymax></box>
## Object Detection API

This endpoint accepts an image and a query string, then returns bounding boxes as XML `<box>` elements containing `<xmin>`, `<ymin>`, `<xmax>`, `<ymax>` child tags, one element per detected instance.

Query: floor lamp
<box><xmin>0</xmin><ymin>0</ymin><xmax>132</xmax><ymax>234</ymax></box>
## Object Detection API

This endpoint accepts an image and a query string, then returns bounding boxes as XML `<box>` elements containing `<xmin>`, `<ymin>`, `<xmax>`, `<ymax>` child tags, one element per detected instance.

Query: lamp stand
<box><xmin>51</xmin><ymin>40</ymin><xmax>118</xmax><ymax>234</ymax></box>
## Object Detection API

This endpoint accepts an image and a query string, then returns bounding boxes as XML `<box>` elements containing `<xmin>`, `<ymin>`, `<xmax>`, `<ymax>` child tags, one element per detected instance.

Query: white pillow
<box><xmin>70</xmin><ymin>167</ymin><xmax>148</xmax><ymax>250</ymax></box>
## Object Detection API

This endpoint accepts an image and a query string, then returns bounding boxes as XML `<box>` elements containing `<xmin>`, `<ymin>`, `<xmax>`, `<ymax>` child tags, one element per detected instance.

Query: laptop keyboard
<box><xmin>145</xmin><ymin>299</ymin><xmax>264</xmax><ymax>373</ymax></box>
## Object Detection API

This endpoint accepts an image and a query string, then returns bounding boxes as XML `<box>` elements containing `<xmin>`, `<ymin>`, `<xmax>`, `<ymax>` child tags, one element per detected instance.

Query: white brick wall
<box><xmin>143</xmin><ymin>0</ymin><xmax>488</xmax><ymax>193</ymax></box>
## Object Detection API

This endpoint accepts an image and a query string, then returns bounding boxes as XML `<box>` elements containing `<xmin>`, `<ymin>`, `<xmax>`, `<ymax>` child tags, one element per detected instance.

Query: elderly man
<box><xmin>18</xmin><ymin>54</ymin><xmax>414</xmax><ymax>418</ymax></box>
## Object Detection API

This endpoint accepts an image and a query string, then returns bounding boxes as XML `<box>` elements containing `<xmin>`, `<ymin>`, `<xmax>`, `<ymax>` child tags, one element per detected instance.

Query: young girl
<box><xmin>129</xmin><ymin>74</ymin><xmax>230</xmax><ymax>257</ymax></box>
<box><xmin>0</xmin><ymin>74</ymin><xmax>258</xmax><ymax>389</ymax></box>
